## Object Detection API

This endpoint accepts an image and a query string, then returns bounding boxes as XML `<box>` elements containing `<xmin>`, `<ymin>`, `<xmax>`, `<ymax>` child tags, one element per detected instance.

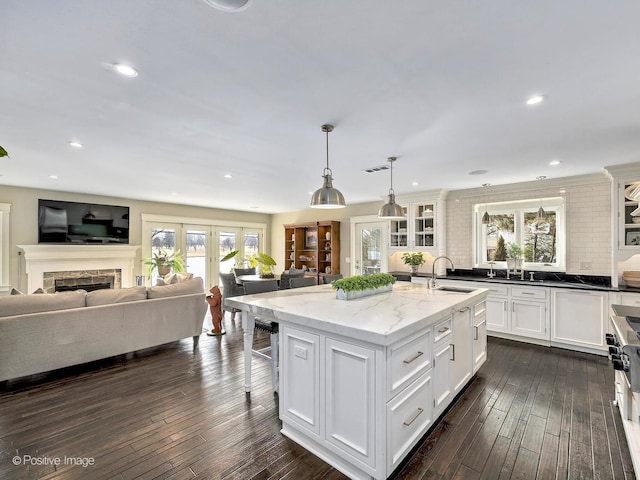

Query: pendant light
<box><xmin>481</xmin><ymin>183</ymin><xmax>491</xmax><ymax>225</ymax></box>
<box><xmin>378</xmin><ymin>157</ymin><xmax>405</xmax><ymax>219</ymax></box>
<box><xmin>310</xmin><ymin>124</ymin><xmax>346</xmax><ymax>209</ymax></box>
<box><xmin>536</xmin><ymin>176</ymin><xmax>546</xmax><ymax>222</ymax></box>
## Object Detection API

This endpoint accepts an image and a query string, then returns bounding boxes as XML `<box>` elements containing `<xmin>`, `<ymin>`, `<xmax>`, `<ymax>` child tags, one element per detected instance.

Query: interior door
<box><xmin>353</xmin><ymin>222</ymin><xmax>387</xmax><ymax>276</ymax></box>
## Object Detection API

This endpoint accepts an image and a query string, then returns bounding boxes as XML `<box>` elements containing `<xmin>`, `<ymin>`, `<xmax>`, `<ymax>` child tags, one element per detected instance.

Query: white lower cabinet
<box><xmin>473</xmin><ymin>301</ymin><xmax>487</xmax><ymax>373</ymax></box>
<box><xmin>451</xmin><ymin>307</ymin><xmax>473</xmax><ymax>395</ymax></box>
<box><xmin>485</xmin><ymin>286</ymin><xmax>509</xmax><ymax>333</ymax></box>
<box><xmin>550</xmin><ymin>289</ymin><xmax>608</xmax><ymax>354</ymax></box>
<box><xmin>280</xmin><ymin>307</ymin><xmax>482</xmax><ymax>480</ymax></box>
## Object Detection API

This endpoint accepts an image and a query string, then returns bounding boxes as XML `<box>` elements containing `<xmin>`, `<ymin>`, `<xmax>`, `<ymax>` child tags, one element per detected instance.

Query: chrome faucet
<box><xmin>430</xmin><ymin>256</ymin><xmax>455</xmax><ymax>289</ymax></box>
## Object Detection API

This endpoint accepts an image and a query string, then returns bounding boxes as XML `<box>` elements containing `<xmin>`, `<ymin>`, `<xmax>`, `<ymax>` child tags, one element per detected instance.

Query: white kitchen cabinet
<box><xmin>510</xmin><ymin>286</ymin><xmax>548</xmax><ymax>340</ymax></box>
<box><xmin>388</xmin><ymin>191</ymin><xmax>447</xmax><ymax>254</ymax></box>
<box><xmin>451</xmin><ymin>307</ymin><xmax>473</xmax><ymax>395</ymax></box>
<box><xmin>473</xmin><ymin>301</ymin><xmax>487</xmax><ymax>373</ymax></box>
<box><xmin>550</xmin><ymin>289</ymin><xmax>608</xmax><ymax>355</ymax></box>
<box><xmin>432</xmin><ymin>317</ymin><xmax>452</xmax><ymax>416</ymax></box>
<box><xmin>618</xmin><ymin>291</ymin><xmax>640</xmax><ymax>307</ymax></box>
<box><xmin>484</xmin><ymin>286</ymin><xmax>509</xmax><ymax>333</ymax></box>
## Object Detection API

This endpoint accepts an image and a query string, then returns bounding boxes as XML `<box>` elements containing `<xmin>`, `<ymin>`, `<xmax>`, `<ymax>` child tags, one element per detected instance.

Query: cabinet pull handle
<box><xmin>451</xmin><ymin>344</ymin><xmax>455</xmax><ymax>361</ymax></box>
<box><xmin>474</xmin><ymin>326</ymin><xmax>479</xmax><ymax>340</ymax></box>
<box><xmin>503</xmin><ymin>301</ymin><xmax>507</xmax><ymax>311</ymax></box>
<box><xmin>403</xmin><ymin>408</ymin><xmax>424</xmax><ymax>427</ymax></box>
<box><xmin>403</xmin><ymin>351</ymin><xmax>424</xmax><ymax>364</ymax></box>
<box><xmin>520</xmin><ymin>292</ymin><xmax>535</xmax><ymax>295</ymax></box>
<box><xmin>438</xmin><ymin>326</ymin><xmax>450</xmax><ymax>333</ymax></box>
<box><xmin>458</xmin><ymin>307</ymin><xmax>470</xmax><ymax>312</ymax></box>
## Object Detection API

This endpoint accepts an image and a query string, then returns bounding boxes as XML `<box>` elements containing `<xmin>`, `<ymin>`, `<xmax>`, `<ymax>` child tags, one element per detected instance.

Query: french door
<box><xmin>142</xmin><ymin>214</ymin><xmax>266</xmax><ymax>290</ymax></box>
<box><xmin>351</xmin><ymin>217</ymin><xmax>388</xmax><ymax>276</ymax></box>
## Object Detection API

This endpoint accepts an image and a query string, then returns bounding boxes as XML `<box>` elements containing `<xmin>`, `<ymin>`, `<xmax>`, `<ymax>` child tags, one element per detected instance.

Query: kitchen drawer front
<box><xmin>386</xmin><ymin>370</ymin><xmax>433</xmax><ymax>472</ymax></box>
<box><xmin>388</xmin><ymin>328</ymin><xmax>432</xmax><ymax>397</ymax></box>
<box><xmin>433</xmin><ymin>317</ymin><xmax>453</xmax><ymax>344</ymax></box>
<box><xmin>487</xmin><ymin>285</ymin><xmax>509</xmax><ymax>297</ymax></box>
<box><xmin>511</xmin><ymin>286</ymin><xmax>547</xmax><ymax>300</ymax></box>
<box><xmin>474</xmin><ymin>301</ymin><xmax>487</xmax><ymax>319</ymax></box>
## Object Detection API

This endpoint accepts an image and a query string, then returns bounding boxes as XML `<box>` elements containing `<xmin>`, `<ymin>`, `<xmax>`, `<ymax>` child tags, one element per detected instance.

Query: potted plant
<box><xmin>220</xmin><ymin>249</ymin><xmax>244</xmax><ymax>270</ymax></box>
<box><xmin>144</xmin><ymin>250</ymin><xmax>186</xmax><ymax>277</ymax></box>
<box><xmin>401</xmin><ymin>251</ymin><xmax>425</xmax><ymax>276</ymax></box>
<box><xmin>332</xmin><ymin>273</ymin><xmax>396</xmax><ymax>300</ymax></box>
<box><xmin>248</xmin><ymin>252</ymin><xmax>277</xmax><ymax>278</ymax></box>
<box><xmin>0</xmin><ymin>146</ymin><xmax>8</xmax><ymax>158</ymax></box>
<box><xmin>506</xmin><ymin>242</ymin><xmax>523</xmax><ymax>272</ymax></box>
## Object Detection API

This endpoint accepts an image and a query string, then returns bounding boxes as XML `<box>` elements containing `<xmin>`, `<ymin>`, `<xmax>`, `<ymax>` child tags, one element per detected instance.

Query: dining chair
<box><xmin>243</xmin><ymin>279</ymin><xmax>279</xmax><ymax>392</ymax></box>
<box><xmin>322</xmin><ymin>274</ymin><xmax>343</xmax><ymax>284</ymax></box>
<box><xmin>219</xmin><ymin>272</ymin><xmax>245</xmax><ymax>320</ymax></box>
<box><xmin>233</xmin><ymin>267</ymin><xmax>256</xmax><ymax>277</ymax></box>
<box><xmin>290</xmin><ymin>277</ymin><xmax>316</xmax><ymax>288</ymax></box>
<box><xmin>279</xmin><ymin>269</ymin><xmax>305</xmax><ymax>289</ymax></box>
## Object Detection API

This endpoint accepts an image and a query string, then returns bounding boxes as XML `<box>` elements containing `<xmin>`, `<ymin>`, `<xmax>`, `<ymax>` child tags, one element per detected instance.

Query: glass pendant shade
<box><xmin>310</xmin><ymin>124</ymin><xmax>346</xmax><ymax>209</ymax></box>
<box><xmin>536</xmin><ymin>206</ymin><xmax>546</xmax><ymax>222</ymax></box>
<box><xmin>481</xmin><ymin>211</ymin><xmax>490</xmax><ymax>224</ymax></box>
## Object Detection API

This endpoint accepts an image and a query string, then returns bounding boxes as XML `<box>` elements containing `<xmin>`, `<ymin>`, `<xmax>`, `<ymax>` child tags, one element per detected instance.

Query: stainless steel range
<box><xmin>608</xmin><ymin>305</ymin><xmax>640</xmax><ymax>475</ymax></box>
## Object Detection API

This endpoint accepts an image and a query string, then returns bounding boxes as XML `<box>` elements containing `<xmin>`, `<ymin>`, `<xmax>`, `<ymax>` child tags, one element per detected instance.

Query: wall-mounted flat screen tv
<box><xmin>38</xmin><ymin>199</ymin><xmax>130</xmax><ymax>244</ymax></box>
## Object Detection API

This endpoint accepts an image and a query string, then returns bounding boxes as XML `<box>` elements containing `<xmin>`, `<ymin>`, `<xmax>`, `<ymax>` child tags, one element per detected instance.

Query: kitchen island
<box><xmin>226</xmin><ymin>281</ymin><xmax>488</xmax><ymax>480</ymax></box>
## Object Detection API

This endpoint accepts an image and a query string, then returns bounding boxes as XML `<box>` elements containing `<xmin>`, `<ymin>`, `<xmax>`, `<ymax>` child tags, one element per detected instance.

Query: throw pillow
<box><xmin>32</xmin><ymin>288</ymin><xmax>45</xmax><ymax>294</ymax></box>
<box><xmin>10</xmin><ymin>288</ymin><xmax>23</xmax><ymax>295</ymax></box>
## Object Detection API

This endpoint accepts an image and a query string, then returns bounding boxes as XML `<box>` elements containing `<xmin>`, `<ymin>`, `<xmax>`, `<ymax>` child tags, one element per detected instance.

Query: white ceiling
<box><xmin>2</xmin><ymin>1</ymin><xmax>640</xmax><ymax>213</ymax></box>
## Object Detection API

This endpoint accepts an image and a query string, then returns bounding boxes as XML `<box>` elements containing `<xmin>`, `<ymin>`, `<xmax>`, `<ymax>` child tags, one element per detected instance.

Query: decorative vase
<box><xmin>335</xmin><ymin>283</ymin><xmax>393</xmax><ymax>300</ymax></box>
<box><xmin>157</xmin><ymin>264</ymin><xmax>171</xmax><ymax>276</ymax></box>
<box><xmin>409</xmin><ymin>265</ymin><xmax>419</xmax><ymax>276</ymax></box>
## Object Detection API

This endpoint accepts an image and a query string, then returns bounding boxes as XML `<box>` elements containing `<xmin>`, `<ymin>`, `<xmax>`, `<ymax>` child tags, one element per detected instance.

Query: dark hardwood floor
<box><xmin>0</xmin><ymin>317</ymin><xmax>635</xmax><ymax>480</ymax></box>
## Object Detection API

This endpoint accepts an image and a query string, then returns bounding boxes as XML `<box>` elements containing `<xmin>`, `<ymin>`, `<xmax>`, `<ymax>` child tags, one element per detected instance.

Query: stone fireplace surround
<box><xmin>17</xmin><ymin>245</ymin><xmax>139</xmax><ymax>294</ymax></box>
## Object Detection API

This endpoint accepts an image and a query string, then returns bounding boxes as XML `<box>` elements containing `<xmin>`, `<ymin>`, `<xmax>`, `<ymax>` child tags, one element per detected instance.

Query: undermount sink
<box><xmin>435</xmin><ymin>286</ymin><xmax>475</xmax><ymax>293</ymax></box>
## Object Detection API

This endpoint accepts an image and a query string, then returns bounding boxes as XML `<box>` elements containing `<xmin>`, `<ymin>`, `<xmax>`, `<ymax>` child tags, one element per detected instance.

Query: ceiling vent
<box><xmin>362</xmin><ymin>165</ymin><xmax>390</xmax><ymax>174</ymax></box>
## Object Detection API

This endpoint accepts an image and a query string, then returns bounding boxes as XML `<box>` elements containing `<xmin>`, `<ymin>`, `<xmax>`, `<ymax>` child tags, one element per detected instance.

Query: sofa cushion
<box><xmin>147</xmin><ymin>277</ymin><xmax>204</xmax><ymax>299</ymax></box>
<box><xmin>0</xmin><ymin>290</ymin><xmax>86</xmax><ymax>317</ymax></box>
<box><xmin>86</xmin><ymin>286</ymin><xmax>147</xmax><ymax>307</ymax></box>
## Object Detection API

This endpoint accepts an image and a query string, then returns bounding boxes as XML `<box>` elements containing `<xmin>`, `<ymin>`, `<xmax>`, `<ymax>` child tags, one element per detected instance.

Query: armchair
<box><xmin>219</xmin><ymin>272</ymin><xmax>245</xmax><ymax>320</ymax></box>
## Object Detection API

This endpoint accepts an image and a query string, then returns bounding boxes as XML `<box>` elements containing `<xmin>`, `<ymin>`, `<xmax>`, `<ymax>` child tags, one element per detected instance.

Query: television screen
<box><xmin>38</xmin><ymin>199</ymin><xmax>130</xmax><ymax>244</ymax></box>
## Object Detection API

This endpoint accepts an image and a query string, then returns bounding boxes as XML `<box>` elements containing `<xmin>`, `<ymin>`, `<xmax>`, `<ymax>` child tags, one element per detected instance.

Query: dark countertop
<box><xmin>391</xmin><ymin>268</ymin><xmax>625</xmax><ymax>292</ymax></box>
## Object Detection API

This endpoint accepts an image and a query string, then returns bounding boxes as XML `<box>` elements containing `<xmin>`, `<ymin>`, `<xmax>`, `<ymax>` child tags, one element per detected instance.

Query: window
<box><xmin>474</xmin><ymin>197</ymin><xmax>565</xmax><ymax>271</ymax></box>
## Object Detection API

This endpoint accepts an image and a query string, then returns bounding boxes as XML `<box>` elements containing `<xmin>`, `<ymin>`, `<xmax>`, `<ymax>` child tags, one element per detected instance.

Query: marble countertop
<box><xmin>226</xmin><ymin>282</ymin><xmax>488</xmax><ymax>347</ymax></box>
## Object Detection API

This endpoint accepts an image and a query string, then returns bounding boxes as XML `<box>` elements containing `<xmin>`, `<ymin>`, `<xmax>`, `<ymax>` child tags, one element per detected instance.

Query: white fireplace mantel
<box><xmin>18</xmin><ymin>244</ymin><xmax>139</xmax><ymax>293</ymax></box>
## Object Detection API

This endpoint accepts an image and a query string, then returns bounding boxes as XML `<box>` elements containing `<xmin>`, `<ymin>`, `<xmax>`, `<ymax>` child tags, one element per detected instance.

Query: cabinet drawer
<box><xmin>487</xmin><ymin>285</ymin><xmax>509</xmax><ymax>296</ymax></box>
<box><xmin>474</xmin><ymin>301</ymin><xmax>486</xmax><ymax>319</ymax></box>
<box><xmin>511</xmin><ymin>286</ymin><xmax>546</xmax><ymax>300</ymax></box>
<box><xmin>387</xmin><ymin>371</ymin><xmax>433</xmax><ymax>471</ymax></box>
<box><xmin>388</xmin><ymin>329</ymin><xmax>432</xmax><ymax>396</ymax></box>
<box><xmin>433</xmin><ymin>317</ymin><xmax>452</xmax><ymax>344</ymax></box>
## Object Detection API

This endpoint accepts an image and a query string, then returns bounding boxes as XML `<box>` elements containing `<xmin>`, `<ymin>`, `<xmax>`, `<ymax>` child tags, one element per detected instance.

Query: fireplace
<box><xmin>46</xmin><ymin>270</ymin><xmax>118</xmax><ymax>293</ymax></box>
<box><xmin>18</xmin><ymin>245</ymin><xmax>139</xmax><ymax>293</ymax></box>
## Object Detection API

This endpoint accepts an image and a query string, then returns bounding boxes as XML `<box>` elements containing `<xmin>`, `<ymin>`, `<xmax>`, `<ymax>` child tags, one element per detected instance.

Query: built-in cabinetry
<box><xmin>386</xmin><ymin>191</ymin><xmax>447</xmax><ymax>255</ymax></box>
<box><xmin>284</xmin><ymin>221</ymin><xmax>340</xmax><ymax>280</ymax></box>
<box><xmin>426</xmin><ymin>278</ymin><xmax>611</xmax><ymax>356</ymax></box>
<box><xmin>550</xmin><ymin>289</ymin><xmax>608</xmax><ymax>354</ymax></box>
<box><xmin>279</xmin><ymin>295</ymin><xmax>486</xmax><ymax>480</ymax></box>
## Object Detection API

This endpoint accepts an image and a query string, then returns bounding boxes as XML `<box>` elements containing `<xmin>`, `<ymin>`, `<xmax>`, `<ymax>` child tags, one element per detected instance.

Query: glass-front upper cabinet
<box><xmin>413</xmin><ymin>202</ymin><xmax>435</xmax><ymax>248</ymax></box>
<box><xmin>386</xmin><ymin>192</ymin><xmax>445</xmax><ymax>253</ymax></box>
<box><xmin>388</xmin><ymin>206</ymin><xmax>408</xmax><ymax>248</ymax></box>
<box><xmin>622</xmin><ymin>181</ymin><xmax>640</xmax><ymax>247</ymax></box>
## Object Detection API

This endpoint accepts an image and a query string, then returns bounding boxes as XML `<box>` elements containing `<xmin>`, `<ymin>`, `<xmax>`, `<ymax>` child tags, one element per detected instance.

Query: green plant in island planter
<box><xmin>401</xmin><ymin>251</ymin><xmax>425</xmax><ymax>276</ymax></box>
<box><xmin>331</xmin><ymin>273</ymin><xmax>396</xmax><ymax>300</ymax></box>
<box><xmin>144</xmin><ymin>250</ymin><xmax>186</xmax><ymax>277</ymax></box>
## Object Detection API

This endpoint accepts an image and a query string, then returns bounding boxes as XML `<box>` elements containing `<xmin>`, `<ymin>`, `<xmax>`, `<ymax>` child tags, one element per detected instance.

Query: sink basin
<box><xmin>435</xmin><ymin>286</ymin><xmax>475</xmax><ymax>293</ymax></box>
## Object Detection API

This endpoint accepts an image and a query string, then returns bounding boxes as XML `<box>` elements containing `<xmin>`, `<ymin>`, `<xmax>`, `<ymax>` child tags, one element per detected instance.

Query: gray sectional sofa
<box><xmin>0</xmin><ymin>277</ymin><xmax>207</xmax><ymax>382</ymax></box>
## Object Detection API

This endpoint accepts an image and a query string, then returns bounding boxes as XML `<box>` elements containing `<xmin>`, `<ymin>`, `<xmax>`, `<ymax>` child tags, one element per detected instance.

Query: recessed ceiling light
<box><xmin>113</xmin><ymin>63</ymin><xmax>138</xmax><ymax>77</ymax></box>
<box><xmin>223</xmin><ymin>174</ymin><xmax>232</xmax><ymax>179</ymax></box>
<box><xmin>412</xmin><ymin>181</ymin><xmax>419</xmax><ymax>186</ymax></box>
<box><xmin>549</xmin><ymin>160</ymin><xmax>561</xmax><ymax>166</ymax></box>
<box><xmin>202</xmin><ymin>0</ymin><xmax>252</xmax><ymax>12</ymax></box>
<box><xmin>526</xmin><ymin>95</ymin><xmax>544</xmax><ymax>105</ymax></box>
<box><xmin>250</xmin><ymin>206</ymin><xmax>259</xmax><ymax>209</ymax></box>
<box><xmin>559</xmin><ymin>188</ymin><xmax>566</xmax><ymax>193</ymax></box>
<box><xmin>171</xmin><ymin>192</ymin><xmax>178</xmax><ymax>196</ymax></box>
<box><xmin>49</xmin><ymin>174</ymin><xmax>58</xmax><ymax>179</ymax></box>
<box><xmin>68</xmin><ymin>141</ymin><xmax>83</xmax><ymax>148</ymax></box>
<box><xmin>468</xmin><ymin>170</ymin><xmax>488</xmax><ymax>176</ymax></box>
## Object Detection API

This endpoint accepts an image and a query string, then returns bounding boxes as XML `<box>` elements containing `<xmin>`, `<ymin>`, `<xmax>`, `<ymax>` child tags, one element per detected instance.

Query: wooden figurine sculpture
<box><xmin>206</xmin><ymin>285</ymin><xmax>225</xmax><ymax>336</ymax></box>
